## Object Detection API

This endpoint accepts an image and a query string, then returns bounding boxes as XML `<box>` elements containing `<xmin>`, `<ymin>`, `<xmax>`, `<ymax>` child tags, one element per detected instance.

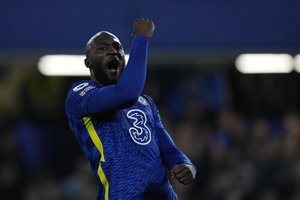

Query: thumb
<box><xmin>169</xmin><ymin>165</ymin><xmax>180</xmax><ymax>179</ymax></box>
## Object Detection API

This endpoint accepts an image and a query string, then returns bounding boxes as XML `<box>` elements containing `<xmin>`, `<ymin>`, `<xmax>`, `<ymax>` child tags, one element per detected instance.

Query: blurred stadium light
<box><xmin>38</xmin><ymin>55</ymin><xmax>88</xmax><ymax>76</ymax></box>
<box><xmin>294</xmin><ymin>54</ymin><xmax>300</xmax><ymax>73</ymax></box>
<box><xmin>39</xmin><ymin>53</ymin><xmax>300</xmax><ymax>76</ymax></box>
<box><xmin>38</xmin><ymin>54</ymin><xmax>129</xmax><ymax>76</ymax></box>
<box><xmin>235</xmin><ymin>54</ymin><xmax>294</xmax><ymax>74</ymax></box>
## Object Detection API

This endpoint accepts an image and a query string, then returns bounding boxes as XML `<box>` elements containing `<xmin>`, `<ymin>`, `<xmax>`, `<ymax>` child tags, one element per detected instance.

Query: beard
<box><xmin>92</xmin><ymin>62</ymin><xmax>124</xmax><ymax>86</ymax></box>
<box><xmin>92</xmin><ymin>68</ymin><xmax>118</xmax><ymax>85</ymax></box>
<box><xmin>89</xmin><ymin>56</ymin><xmax>125</xmax><ymax>86</ymax></box>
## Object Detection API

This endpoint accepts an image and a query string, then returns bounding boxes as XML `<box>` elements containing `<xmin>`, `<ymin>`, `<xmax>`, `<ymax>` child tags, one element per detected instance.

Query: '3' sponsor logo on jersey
<box><xmin>126</xmin><ymin>109</ymin><xmax>151</xmax><ymax>145</ymax></box>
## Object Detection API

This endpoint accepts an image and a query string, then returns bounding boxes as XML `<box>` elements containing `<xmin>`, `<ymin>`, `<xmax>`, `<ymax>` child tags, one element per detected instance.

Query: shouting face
<box><xmin>85</xmin><ymin>31</ymin><xmax>126</xmax><ymax>86</ymax></box>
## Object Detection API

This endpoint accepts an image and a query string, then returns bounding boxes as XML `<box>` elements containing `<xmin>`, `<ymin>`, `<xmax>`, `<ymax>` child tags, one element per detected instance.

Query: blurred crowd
<box><xmin>1</xmin><ymin>67</ymin><xmax>300</xmax><ymax>200</ymax></box>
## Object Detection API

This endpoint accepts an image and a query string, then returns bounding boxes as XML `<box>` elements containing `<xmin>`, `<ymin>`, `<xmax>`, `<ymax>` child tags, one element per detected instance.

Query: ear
<box><xmin>85</xmin><ymin>58</ymin><xmax>92</xmax><ymax>68</ymax></box>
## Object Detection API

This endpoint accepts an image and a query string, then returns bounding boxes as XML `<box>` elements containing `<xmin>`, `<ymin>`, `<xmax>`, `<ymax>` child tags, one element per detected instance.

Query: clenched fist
<box><xmin>132</xmin><ymin>18</ymin><xmax>155</xmax><ymax>38</ymax></box>
<box><xmin>170</xmin><ymin>164</ymin><xmax>196</xmax><ymax>185</ymax></box>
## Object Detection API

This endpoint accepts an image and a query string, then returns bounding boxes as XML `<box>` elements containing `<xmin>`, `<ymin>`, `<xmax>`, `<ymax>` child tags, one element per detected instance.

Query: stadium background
<box><xmin>1</xmin><ymin>0</ymin><xmax>300</xmax><ymax>199</ymax></box>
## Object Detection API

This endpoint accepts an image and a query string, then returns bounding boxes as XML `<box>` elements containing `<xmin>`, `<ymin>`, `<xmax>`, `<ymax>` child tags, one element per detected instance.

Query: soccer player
<box><xmin>65</xmin><ymin>18</ymin><xmax>196</xmax><ymax>200</ymax></box>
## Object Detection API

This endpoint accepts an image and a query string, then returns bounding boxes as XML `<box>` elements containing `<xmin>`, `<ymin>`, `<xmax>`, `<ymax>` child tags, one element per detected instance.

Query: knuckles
<box><xmin>132</xmin><ymin>18</ymin><xmax>155</xmax><ymax>37</ymax></box>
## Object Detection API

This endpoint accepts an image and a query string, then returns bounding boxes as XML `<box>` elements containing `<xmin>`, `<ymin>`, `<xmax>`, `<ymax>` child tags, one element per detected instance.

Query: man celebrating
<box><xmin>65</xmin><ymin>18</ymin><xmax>196</xmax><ymax>200</ymax></box>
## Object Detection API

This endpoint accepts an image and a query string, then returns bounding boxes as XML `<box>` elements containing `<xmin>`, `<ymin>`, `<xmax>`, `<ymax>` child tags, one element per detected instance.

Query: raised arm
<box><xmin>86</xmin><ymin>19</ymin><xmax>155</xmax><ymax>115</ymax></box>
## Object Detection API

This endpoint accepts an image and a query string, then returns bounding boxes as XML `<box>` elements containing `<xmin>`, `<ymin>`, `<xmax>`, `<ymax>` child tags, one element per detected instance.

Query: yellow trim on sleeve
<box><xmin>83</xmin><ymin>116</ymin><xmax>109</xmax><ymax>200</ymax></box>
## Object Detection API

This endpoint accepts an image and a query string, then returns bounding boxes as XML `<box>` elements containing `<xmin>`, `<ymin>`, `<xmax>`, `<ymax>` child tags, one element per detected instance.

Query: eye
<box><xmin>98</xmin><ymin>46</ymin><xmax>106</xmax><ymax>51</ymax></box>
<box><xmin>113</xmin><ymin>43</ymin><xmax>122</xmax><ymax>51</ymax></box>
<box><xmin>94</xmin><ymin>46</ymin><xmax>107</xmax><ymax>54</ymax></box>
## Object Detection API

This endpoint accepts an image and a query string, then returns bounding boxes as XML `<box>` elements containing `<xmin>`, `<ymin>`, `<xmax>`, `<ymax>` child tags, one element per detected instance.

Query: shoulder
<box><xmin>65</xmin><ymin>80</ymin><xmax>99</xmax><ymax>105</ymax></box>
<box><xmin>65</xmin><ymin>80</ymin><xmax>99</xmax><ymax>117</ymax></box>
<box><xmin>139</xmin><ymin>94</ymin><xmax>159</xmax><ymax>111</ymax></box>
<box><xmin>67</xmin><ymin>80</ymin><xmax>98</xmax><ymax>97</ymax></box>
<box><xmin>138</xmin><ymin>94</ymin><xmax>155</xmax><ymax>106</ymax></box>
<box><xmin>70</xmin><ymin>80</ymin><xmax>97</xmax><ymax>92</ymax></box>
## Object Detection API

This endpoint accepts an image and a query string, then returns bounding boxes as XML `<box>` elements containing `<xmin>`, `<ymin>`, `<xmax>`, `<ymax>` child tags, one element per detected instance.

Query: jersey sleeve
<box><xmin>66</xmin><ymin>36</ymin><xmax>149</xmax><ymax>118</ymax></box>
<box><xmin>144</xmin><ymin>95</ymin><xmax>195</xmax><ymax>170</ymax></box>
<box><xmin>86</xmin><ymin>36</ymin><xmax>149</xmax><ymax>115</ymax></box>
<box><xmin>65</xmin><ymin>80</ymin><xmax>99</xmax><ymax>119</ymax></box>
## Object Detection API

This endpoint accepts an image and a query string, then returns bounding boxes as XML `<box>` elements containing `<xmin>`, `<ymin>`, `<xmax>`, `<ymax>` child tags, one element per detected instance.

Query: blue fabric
<box><xmin>65</xmin><ymin>36</ymin><xmax>193</xmax><ymax>199</ymax></box>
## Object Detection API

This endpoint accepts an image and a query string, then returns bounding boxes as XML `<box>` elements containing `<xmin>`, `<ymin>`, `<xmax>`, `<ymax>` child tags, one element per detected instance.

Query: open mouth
<box><xmin>107</xmin><ymin>58</ymin><xmax>119</xmax><ymax>72</ymax></box>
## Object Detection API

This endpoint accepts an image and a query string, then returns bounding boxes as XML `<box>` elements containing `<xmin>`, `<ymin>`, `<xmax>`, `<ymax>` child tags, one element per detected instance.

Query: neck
<box><xmin>90</xmin><ymin>70</ymin><xmax>104</xmax><ymax>86</ymax></box>
<box><xmin>91</xmin><ymin>76</ymin><xmax>103</xmax><ymax>86</ymax></box>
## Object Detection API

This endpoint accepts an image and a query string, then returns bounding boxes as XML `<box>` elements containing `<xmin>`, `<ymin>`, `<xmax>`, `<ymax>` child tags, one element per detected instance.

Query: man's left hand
<box><xmin>170</xmin><ymin>164</ymin><xmax>196</xmax><ymax>185</ymax></box>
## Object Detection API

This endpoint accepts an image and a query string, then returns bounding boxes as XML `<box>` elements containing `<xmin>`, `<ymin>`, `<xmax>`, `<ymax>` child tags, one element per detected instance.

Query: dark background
<box><xmin>1</xmin><ymin>0</ymin><xmax>300</xmax><ymax>199</ymax></box>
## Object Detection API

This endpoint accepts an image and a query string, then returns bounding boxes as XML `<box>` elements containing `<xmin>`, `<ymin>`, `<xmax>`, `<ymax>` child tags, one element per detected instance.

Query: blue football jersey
<box><xmin>65</xmin><ymin>80</ymin><xmax>191</xmax><ymax>200</ymax></box>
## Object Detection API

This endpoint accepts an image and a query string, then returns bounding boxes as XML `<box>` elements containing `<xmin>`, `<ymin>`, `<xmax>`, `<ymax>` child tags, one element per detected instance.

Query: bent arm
<box><xmin>87</xmin><ymin>36</ymin><xmax>148</xmax><ymax>115</ymax></box>
<box><xmin>147</xmin><ymin>96</ymin><xmax>196</xmax><ymax>184</ymax></box>
<box><xmin>156</xmin><ymin>125</ymin><xmax>194</xmax><ymax>170</ymax></box>
<box><xmin>147</xmin><ymin>96</ymin><xmax>194</xmax><ymax>169</ymax></box>
<box><xmin>156</xmin><ymin>115</ymin><xmax>197</xmax><ymax>185</ymax></box>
